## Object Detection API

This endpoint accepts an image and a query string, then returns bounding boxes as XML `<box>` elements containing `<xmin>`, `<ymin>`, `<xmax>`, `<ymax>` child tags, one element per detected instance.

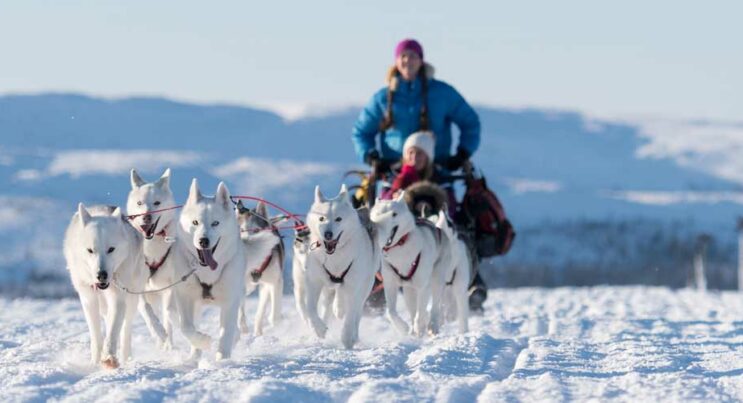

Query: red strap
<box><xmin>383</xmin><ymin>232</ymin><xmax>410</xmax><ymax>253</ymax></box>
<box><xmin>146</xmin><ymin>246</ymin><xmax>172</xmax><ymax>277</ymax></box>
<box><xmin>387</xmin><ymin>252</ymin><xmax>421</xmax><ymax>281</ymax></box>
<box><xmin>250</xmin><ymin>251</ymin><xmax>274</xmax><ymax>279</ymax></box>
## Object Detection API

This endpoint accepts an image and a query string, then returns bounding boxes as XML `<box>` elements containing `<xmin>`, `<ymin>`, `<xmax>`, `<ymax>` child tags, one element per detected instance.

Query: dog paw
<box><xmin>312</xmin><ymin>322</ymin><xmax>328</xmax><ymax>339</ymax></box>
<box><xmin>101</xmin><ymin>356</ymin><xmax>120</xmax><ymax>369</ymax></box>
<box><xmin>341</xmin><ymin>333</ymin><xmax>357</xmax><ymax>350</ymax></box>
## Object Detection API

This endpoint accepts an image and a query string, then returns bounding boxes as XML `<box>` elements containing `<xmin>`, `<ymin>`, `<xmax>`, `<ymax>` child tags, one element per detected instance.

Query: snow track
<box><xmin>2</xmin><ymin>287</ymin><xmax>743</xmax><ymax>401</ymax></box>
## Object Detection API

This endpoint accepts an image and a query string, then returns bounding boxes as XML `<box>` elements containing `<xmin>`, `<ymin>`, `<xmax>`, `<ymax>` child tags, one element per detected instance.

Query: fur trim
<box><xmin>386</xmin><ymin>62</ymin><xmax>435</xmax><ymax>92</ymax></box>
<box><xmin>403</xmin><ymin>180</ymin><xmax>448</xmax><ymax>216</ymax></box>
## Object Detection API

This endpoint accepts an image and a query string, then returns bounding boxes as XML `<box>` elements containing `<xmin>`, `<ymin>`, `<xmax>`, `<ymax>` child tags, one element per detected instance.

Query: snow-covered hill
<box><xmin>1</xmin><ymin>93</ymin><xmax>742</xmax><ymax>293</ymax></box>
<box><xmin>3</xmin><ymin>287</ymin><xmax>743</xmax><ymax>401</ymax></box>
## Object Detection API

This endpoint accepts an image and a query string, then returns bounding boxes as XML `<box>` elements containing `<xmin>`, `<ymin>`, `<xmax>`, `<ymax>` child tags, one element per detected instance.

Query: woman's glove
<box><xmin>365</xmin><ymin>150</ymin><xmax>390</xmax><ymax>175</ymax></box>
<box><xmin>446</xmin><ymin>148</ymin><xmax>470</xmax><ymax>171</ymax></box>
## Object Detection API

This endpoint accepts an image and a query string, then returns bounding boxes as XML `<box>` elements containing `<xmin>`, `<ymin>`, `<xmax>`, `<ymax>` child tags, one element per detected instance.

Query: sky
<box><xmin>0</xmin><ymin>0</ymin><xmax>741</xmax><ymax>121</ymax></box>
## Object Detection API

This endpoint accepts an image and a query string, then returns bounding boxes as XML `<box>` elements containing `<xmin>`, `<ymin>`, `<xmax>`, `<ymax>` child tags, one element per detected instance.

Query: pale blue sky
<box><xmin>1</xmin><ymin>1</ymin><xmax>740</xmax><ymax>120</ymax></box>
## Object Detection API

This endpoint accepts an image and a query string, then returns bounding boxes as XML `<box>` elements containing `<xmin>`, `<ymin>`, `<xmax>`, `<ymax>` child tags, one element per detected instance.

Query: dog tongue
<box><xmin>202</xmin><ymin>249</ymin><xmax>218</xmax><ymax>271</ymax></box>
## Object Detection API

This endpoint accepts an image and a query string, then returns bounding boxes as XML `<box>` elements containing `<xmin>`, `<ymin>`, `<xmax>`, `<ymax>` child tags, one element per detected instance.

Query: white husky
<box><xmin>235</xmin><ymin>200</ymin><xmax>284</xmax><ymax>336</ymax></box>
<box><xmin>303</xmin><ymin>184</ymin><xmax>378</xmax><ymax>349</ymax></box>
<box><xmin>291</xmin><ymin>218</ymin><xmax>335</xmax><ymax>327</ymax></box>
<box><xmin>127</xmin><ymin>168</ymin><xmax>180</xmax><ymax>348</ymax></box>
<box><xmin>64</xmin><ymin>204</ymin><xmax>148</xmax><ymax>368</ymax></box>
<box><xmin>370</xmin><ymin>192</ymin><xmax>447</xmax><ymax>336</ymax></box>
<box><xmin>291</xmin><ymin>219</ymin><xmax>312</xmax><ymax>323</ymax></box>
<box><xmin>172</xmin><ymin>179</ymin><xmax>246</xmax><ymax>361</ymax></box>
<box><xmin>431</xmin><ymin>209</ymin><xmax>470</xmax><ymax>333</ymax></box>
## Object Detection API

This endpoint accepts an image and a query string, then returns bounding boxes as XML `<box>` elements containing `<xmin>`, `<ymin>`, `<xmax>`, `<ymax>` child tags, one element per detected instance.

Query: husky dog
<box><xmin>304</xmin><ymin>184</ymin><xmax>378</xmax><ymax>349</ymax></box>
<box><xmin>173</xmin><ymin>179</ymin><xmax>246</xmax><ymax>361</ymax></box>
<box><xmin>431</xmin><ymin>209</ymin><xmax>470</xmax><ymax>333</ymax></box>
<box><xmin>64</xmin><ymin>204</ymin><xmax>148</xmax><ymax>368</ymax></box>
<box><xmin>235</xmin><ymin>200</ymin><xmax>284</xmax><ymax>336</ymax></box>
<box><xmin>127</xmin><ymin>168</ymin><xmax>179</xmax><ymax>348</ymax></box>
<box><xmin>370</xmin><ymin>192</ymin><xmax>447</xmax><ymax>336</ymax></box>
<box><xmin>291</xmin><ymin>219</ymin><xmax>312</xmax><ymax>323</ymax></box>
<box><xmin>292</xmin><ymin>218</ymin><xmax>335</xmax><ymax>326</ymax></box>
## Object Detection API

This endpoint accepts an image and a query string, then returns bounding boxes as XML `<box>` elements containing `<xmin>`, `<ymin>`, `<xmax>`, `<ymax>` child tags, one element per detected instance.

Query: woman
<box><xmin>352</xmin><ymin>39</ymin><xmax>480</xmax><ymax>172</ymax></box>
<box><xmin>353</xmin><ymin>40</ymin><xmax>487</xmax><ymax>311</ymax></box>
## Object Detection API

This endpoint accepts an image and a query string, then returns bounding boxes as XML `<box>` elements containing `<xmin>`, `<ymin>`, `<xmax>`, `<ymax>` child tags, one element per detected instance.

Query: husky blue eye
<box><xmin>86</xmin><ymin>248</ymin><xmax>93</xmax><ymax>254</ymax></box>
<box><xmin>211</xmin><ymin>221</ymin><xmax>220</xmax><ymax>227</ymax></box>
<box><xmin>107</xmin><ymin>247</ymin><xmax>115</xmax><ymax>254</ymax></box>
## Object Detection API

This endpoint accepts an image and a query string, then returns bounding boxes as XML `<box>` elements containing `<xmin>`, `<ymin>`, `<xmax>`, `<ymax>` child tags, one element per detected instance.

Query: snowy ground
<box><xmin>2</xmin><ymin>287</ymin><xmax>743</xmax><ymax>402</ymax></box>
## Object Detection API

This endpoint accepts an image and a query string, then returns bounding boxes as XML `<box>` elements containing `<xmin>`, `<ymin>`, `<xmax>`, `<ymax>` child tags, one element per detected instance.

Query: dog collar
<box><xmin>383</xmin><ymin>232</ymin><xmax>410</xmax><ymax>253</ymax></box>
<box><xmin>387</xmin><ymin>252</ymin><xmax>421</xmax><ymax>281</ymax></box>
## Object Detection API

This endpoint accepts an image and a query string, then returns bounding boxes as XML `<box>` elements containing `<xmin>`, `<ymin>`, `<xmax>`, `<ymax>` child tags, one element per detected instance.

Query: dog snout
<box><xmin>142</xmin><ymin>214</ymin><xmax>152</xmax><ymax>224</ymax></box>
<box><xmin>199</xmin><ymin>237</ymin><xmax>210</xmax><ymax>249</ymax></box>
<box><xmin>323</xmin><ymin>231</ymin><xmax>334</xmax><ymax>241</ymax></box>
<box><xmin>96</xmin><ymin>270</ymin><xmax>108</xmax><ymax>282</ymax></box>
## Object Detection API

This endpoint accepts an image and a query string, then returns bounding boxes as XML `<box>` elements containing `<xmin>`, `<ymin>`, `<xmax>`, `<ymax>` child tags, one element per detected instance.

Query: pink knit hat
<box><xmin>395</xmin><ymin>39</ymin><xmax>424</xmax><ymax>60</ymax></box>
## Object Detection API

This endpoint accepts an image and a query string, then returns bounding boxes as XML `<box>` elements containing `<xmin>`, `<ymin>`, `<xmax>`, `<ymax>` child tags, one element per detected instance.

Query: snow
<box><xmin>45</xmin><ymin>150</ymin><xmax>203</xmax><ymax>179</ymax></box>
<box><xmin>505</xmin><ymin>178</ymin><xmax>562</xmax><ymax>195</ymax></box>
<box><xmin>3</xmin><ymin>287</ymin><xmax>743</xmax><ymax>401</ymax></box>
<box><xmin>633</xmin><ymin>119</ymin><xmax>743</xmax><ymax>186</ymax></box>
<box><xmin>605</xmin><ymin>190</ymin><xmax>743</xmax><ymax>206</ymax></box>
<box><xmin>212</xmin><ymin>157</ymin><xmax>339</xmax><ymax>196</ymax></box>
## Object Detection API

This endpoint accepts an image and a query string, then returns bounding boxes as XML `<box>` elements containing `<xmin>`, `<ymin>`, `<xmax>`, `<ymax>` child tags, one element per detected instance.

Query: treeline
<box><xmin>482</xmin><ymin>218</ymin><xmax>739</xmax><ymax>289</ymax></box>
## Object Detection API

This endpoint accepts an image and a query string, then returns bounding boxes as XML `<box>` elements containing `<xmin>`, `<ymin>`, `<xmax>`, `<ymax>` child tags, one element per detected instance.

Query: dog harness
<box><xmin>323</xmin><ymin>260</ymin><xmax>353</xmax><ymax>284</ymax></box>
<box><xmin>198</xmin><ymin>280</ymin><xmax>214</xmax><ymax>300</ymax></box>
<box><xmin>250</xmin><ymin>245</ymin><xmax>279</xmax><ymax>282</ymax></box>
<box><xmin>145</xmin><ymin>246</ymin><xmax>172</xmax><ymax>278</ymax></box>
<box><xmin>387</xmin><ymin>252</ymin><xmax>421</xmax><ymax>281</ymax></box>
<box><xmin>446</xmin><ymin>269</ymin><xmax>457</xmax><ymax>286</ymax></box>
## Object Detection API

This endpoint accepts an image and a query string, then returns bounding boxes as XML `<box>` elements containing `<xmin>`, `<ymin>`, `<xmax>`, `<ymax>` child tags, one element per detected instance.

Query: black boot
<box><xmin>468</xmin><ymin>271</ymin><xmax>487</xmax><ymax>313</ymax></box>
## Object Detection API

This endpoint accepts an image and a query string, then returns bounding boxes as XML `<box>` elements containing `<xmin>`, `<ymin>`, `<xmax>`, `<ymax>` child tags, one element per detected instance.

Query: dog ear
<box><xmin>130</xmin><ymin>169</ymin><xmax>145</xmax><ymax>189</ymax></box>
<box><xmin>215</xmin><ymin>182</ymin><xmax>231</xmax><ymax>209</ymax></box>
<box><xmin>256</xmin><ymin>201</ymin><xmax>268</xmax><ymax>218</ymax></box>
<box><xmin>235</xmin><ymin>199</ymin><xmax>246</xmax><ymax>213</ymax></box>
<box><xmin>314</xmin><ymin>185</ymin><xmax>326</xmax><ymax>204</ymax></box>
<box><xmin>338</xmin><ymin>184</ymin><xmax>350</xmax><ymax>205</ymax></box>
<box><xmin>155</xmin><ymin>168</ymin><xmax>171</xmax><ymax>189</ymax></box>
<box><xmin>435</xmin><ymin>210</ymin><xmax>446</xmax><ymax>228</ymax></box>
<box><xmin>77</xmin><ymin>203</ymin><xmax>91</xmax><ymax>226</ymax></box>
<box><xmin>187</xmin><ymin>178</ymin><xmax>202</xmax><ymax>205</ymax></box>
<box><xmin>111</xmin><ymin>206</ymin><xmax>122</xmax><ymax>218</ymax></box>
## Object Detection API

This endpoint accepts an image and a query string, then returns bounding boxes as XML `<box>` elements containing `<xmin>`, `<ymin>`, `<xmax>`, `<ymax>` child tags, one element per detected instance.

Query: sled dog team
<box><xmin>63</xmin><ymin>168</ymin><xmax>470</xmax><ymax>369</ymax></box>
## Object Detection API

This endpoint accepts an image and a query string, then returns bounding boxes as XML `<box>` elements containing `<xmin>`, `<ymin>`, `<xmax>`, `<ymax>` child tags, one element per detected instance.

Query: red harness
<box><xmin>324</xmin><ymin>260</ymin><xmax>353</xmax><ymax>284</ymax></box>
<box><xmin>387</xmin><ymin>252</ymin><xmax>421</xmax><ymax>281</ymax></box>
<box><xmin>383</xmin><ymin>232</ymin><xmax>410</xmax><ymax>253</ymax></box>
<box><xmin>145</xmin><ymin>246</ymin><xmax>172</xmax><ymax>278</ymax></box>
<box><xmin>250</xmin><ymin>251</ymin><xmax>275</xmax><ymax>282</ymax></box>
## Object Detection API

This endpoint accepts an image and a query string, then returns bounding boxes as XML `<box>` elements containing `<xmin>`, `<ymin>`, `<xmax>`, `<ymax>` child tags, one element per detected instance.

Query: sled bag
<box><xmin>463</xmin><ymin>176</ymin><xmax>515</xmax><ymax>257</ymax></box>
